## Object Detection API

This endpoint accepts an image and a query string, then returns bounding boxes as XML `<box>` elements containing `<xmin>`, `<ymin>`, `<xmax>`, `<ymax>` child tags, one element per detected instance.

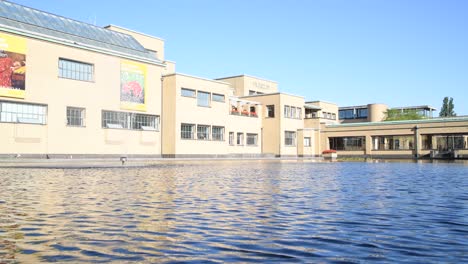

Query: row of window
<box><xmin>330</xmin><ymin>135</ymin><xmax>468</xmax><ymax>151</ymax></box>
<box><xmin>229</xmin><ymin>132</ymin><xmax>258</xmax><ymax>146</ymax></box>
<box><xmin>181</xmin><ymin>88</ymin><xmax>225</xmax><ymax>107</ymax></box>
<box><xmin>181</xmin><ymin>124</ymin><xmax>224</xmax><ymax>140</ymax></box>
<box><xmin>0</xmin><ymin>101</ymin><xmax>159</xmax><ymax>130</ymax></box>
<box><xmin>59</xmin><ymin>58</ymin><xmax>94</xmax><ymax>82</ymax></box>
<box><xmin>322</xmin><ymin>111</ymin><xmax>337</xmax><ymax>120</ymax></box>
<box><xmin>339</xmin><ymin>108</ymin><xmax>368</xmax><ymax>120</ymax></box>
<box><xmin>284</xmin><ymin>105</ymin><xmax>302</xmax><ymax>119</ymax></box>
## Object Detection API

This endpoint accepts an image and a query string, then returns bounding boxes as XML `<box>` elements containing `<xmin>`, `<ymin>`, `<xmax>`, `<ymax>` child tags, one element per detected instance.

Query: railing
<box><xmin>230</xmin><ymin>110</ymin><xmax>258</xmax><ymax>118</ymax></box>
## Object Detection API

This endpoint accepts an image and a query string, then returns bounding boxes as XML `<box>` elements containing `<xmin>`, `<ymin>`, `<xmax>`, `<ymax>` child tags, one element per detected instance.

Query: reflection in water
<box><xmin>1</xmin><ymin>160</ymin><xmax>467</xmax><ymax>263</ymax></box>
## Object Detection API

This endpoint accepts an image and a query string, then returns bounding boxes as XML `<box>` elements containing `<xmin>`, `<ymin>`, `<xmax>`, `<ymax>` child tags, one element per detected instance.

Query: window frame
<box><xmin>237</xmin><ymin>132</ymin><xmax>244</xmax><ymax>146</ymax></box>
<box><xmin>212</xmin><ymin>93</ymin><xmax>225</xmax><ymax>103</ymax></box>
<box><xmin>58</xmin><ymin>58</ymin><xmax>94</xmax><ymax>82</ymax></box>
<box><xmin>246</xmin><ymin>133</ymin><xmax>258</xmax><ymax>146</ymax></box>
<box><xmin>181</xmin><ymin>88</ymin><xmax>196</xmax><ymax>98</ymax></box>
<box><xmin>212</xmin><ymin>126</ymin><xmax>225</xmax><ymax>141</ymax></box>
<box><xmin>101</xmin><ymin>110</ymin><xmax>159</xmax><ymax>131</ymax></box>
<box><xmin>197</xmin><ymin>91</ymin><xmax>211</xmax><ymax>107</ymax></box>
<box><xmin>266</xmin><ymin>105</ymin><xmax>275</xmax><ymax>118</ymax></box>
<box><xmin>66</xmin><ymin>106</ymin><xmax>85</xmax><ymax>127</ymax></box>
<box><xmin>285</xmin><ymin>131</ymin><xmax>296</xmax><ymax>146</ymax></box>
<box><xmin>0</xmin><ymin>100</ymin><xmax>47</xmax><ymax>125</ymax></box>
<box><xmin>181</xmin><ymin>123</ymin><xmax>196</xmax><ymax>139</ymax></box>
<box><xmin>197</xmin><ymin>124</ymin><xmax>210</xmax><ymax>140</ymax></box>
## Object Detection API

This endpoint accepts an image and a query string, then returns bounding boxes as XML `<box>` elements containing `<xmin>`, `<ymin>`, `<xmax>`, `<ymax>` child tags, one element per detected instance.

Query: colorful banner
<box><xmin>120</xmin><ymin>60</ymin><xmax>146</xmax><ymax>111</ymax></box>
<box><xmin>0</xmin><ymin>33</ymin><xmax>26</xmax><ymax>99</ymax></box>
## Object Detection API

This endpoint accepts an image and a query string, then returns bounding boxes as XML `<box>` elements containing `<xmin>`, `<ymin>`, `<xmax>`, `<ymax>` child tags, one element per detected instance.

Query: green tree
<box><xmin>384</xmin><ymin>109</ymin><xmax>424</xmax><ymax>121</ymax></box>
<box><xmin>439</xmin><ymin>97</ymin><xmax>456</xmax><ymax>117</ymax></box>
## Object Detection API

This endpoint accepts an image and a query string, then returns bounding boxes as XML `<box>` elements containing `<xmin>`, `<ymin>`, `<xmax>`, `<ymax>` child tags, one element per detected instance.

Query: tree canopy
<box><xmin>439</xmin><ymin>97</ymin><xmax>456</xmax><ymax>117</ymax></box>
<box><xmin>384</xmin><ymin>109</ymin><xmax>425</xmax><ymax>121</ymax></box>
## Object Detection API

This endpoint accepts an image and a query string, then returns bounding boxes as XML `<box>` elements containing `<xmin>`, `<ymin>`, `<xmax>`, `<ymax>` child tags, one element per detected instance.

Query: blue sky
<box><xmin>12</xmin><ymin>0</ymin><xmax>468</xmax><ymax>115</ymax></box>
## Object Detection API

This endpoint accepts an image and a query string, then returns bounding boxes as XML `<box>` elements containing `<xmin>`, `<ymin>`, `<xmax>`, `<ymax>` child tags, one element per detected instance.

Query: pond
<box><xmin>1</xmin><ymin>160</ymin><xmax>467</xmax><ymax>263</ymax></box>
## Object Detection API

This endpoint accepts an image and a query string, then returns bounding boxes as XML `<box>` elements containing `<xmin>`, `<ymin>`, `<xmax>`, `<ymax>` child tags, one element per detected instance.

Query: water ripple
<box><xmin>0</xmin><ymin>161</ymin><xmax>467</xmax><ymax>263</ymax></box>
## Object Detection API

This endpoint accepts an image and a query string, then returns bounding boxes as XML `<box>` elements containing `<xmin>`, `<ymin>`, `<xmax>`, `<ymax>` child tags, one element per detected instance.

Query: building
<box><xmin>0</xmin><ymin>1</ymin><xmax>467</xmax><ymax>160</ymax></box>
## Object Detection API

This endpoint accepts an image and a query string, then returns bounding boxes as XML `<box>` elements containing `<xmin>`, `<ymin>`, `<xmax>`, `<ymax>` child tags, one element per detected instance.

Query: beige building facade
<box><xmin>1</xmin><ymin>2</ymin><xmax>467</xmax><ymax>160</ymax></box>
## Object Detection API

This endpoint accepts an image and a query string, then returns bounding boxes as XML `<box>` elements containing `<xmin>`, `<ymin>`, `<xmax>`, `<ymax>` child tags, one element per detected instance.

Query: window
<box><xmin>197</xmin><ymin>125</ymin><xmax>210</xmax><ymax>140</ymax></box>
<box><xmin>356</xmin><ymin>108</ymin><xmax>368</xmax><ymax>119</ymax></box>
<box><xmin>266</xmin><ymin>105</ymin><xmax>275</xmax><ymax>118</ymax></box>
<box><xmin>246</xmin><ymin>133</ymin><xmax>258</xmax><ymax>146</ymax></box>
<box><xmin>331</xmin><ymin>113</ymin><xmax>336</xmax><ymax>120</ymax></box>
<box><xmin>285</xmin><ymin>131</ymin><xmax>296</xmax><ymax>146</ymax></box>
<box><xmin>284</xmin><ymin>105</ymin><xmax>290</xmax><ymax>118</ymax></box>
<box><xmin>304</xmin><ymin>137</ymin><xmax>311</xmax><ymax>147</ymax></box>
<box><xmin>0</xmin><ymin>101</ymin><xmax>47</xmax><ymax>124</ymax></box>
<box><xmin>249</xmin><ymin>90</ymin><xmax>264</xmax><ymax>95</ymax></box>
<box><xmin>291</xmin><ymin>107</ymin><xmax>296</xmax><ymax>119</ymax></box>
<box><xmin>237</xmin><ymin>132</ymin><xmax>244</xmax><ymax>145</ymax></box>
<box><xmin>101</xmin><ymin>110</ymin><xmax>159</xmax><ymax>130</ymax></box>
<box><xmin>59</xmin><ymin>58</ymin><xmax>94</xmax><ymax>82</ymax></box>
<box><xmin>66</xmin><ymin>107</ymin><xmax>85</xmax><ymax>127</ymax></box>
<box><xmin>212</xmin><ymin>126</ymin><xmax>224</xmax><ymax>141</ymax></box>
<box><xmin>229</xmin><ymin>132</ymin><xmax>234</xmax><ymax>145</ymax></box>
<box><xmin>339</xmin><ymin>109</ymin><xmax>354</xmax><ymax>119</ymax></box>
<box><xmin>297</xmin><ymin>107</ymin><xmax>302</xmax><ymax>119</ymax></box>
<box><xmin>197</xmin><ymin>91</ymin><xmax>210</xmax><ymax>107</ymax></box>
<box><xmin>212</xmin><ymin>93</ymin><xmax>225</xmax><ymax>102</ymax></box>
<box><xmin>372</xmin><ymin>135</ymin><xmax>414</xmax><ymax>150</ymax></box>
<box><xmin>329</xmin><ymin>137</ymin><xmax>365</xmax><ymax>151</ymax></box>
<box><xmin>181</xmin><ymin>88</ymin><xmax>196</xmax><ymax>97</ymax></box>
<box><xmin>181</xmin><ymin>123</ymin><xmax>195</xmax><ymax>139</ymax></box>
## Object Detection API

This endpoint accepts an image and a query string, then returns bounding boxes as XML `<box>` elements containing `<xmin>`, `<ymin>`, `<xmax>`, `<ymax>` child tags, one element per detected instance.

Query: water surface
<box><xmin>1</xmin><ymin>160</ymin><xmax>467</xmax><ymax>263</ymax></box>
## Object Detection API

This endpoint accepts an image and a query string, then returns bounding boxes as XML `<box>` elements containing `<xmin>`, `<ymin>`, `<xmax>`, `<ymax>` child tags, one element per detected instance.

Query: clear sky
<box><xmin>11</xmin><ymin>0</ymin><xmax>468</xmax><ymax>115</ymax></box>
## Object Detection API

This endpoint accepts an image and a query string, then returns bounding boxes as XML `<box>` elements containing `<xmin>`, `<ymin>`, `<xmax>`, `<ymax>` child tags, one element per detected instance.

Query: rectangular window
<box><xmin>291</xmin><ymin>107</ymin><xmax>296</xmax><ymax>119</ymax></box>
<box><xmin>329</xmin><ymin>137</ymin><xmax>366</xmax><ymax>151</ymax></box>
<box><xmin>58</xmin><ymin>58</ymin><xmax>94</xmax><ymax>82</ymax></box>
<box><xmin>66</xmin><ymin>106</ymin><xmax>85</xmax><ymax>127</ymax></box>
<box><xmin>372</xmin><ymin>135</ymin><xmax>414</xmax><ymax>150</ymax></box>
<box><xmin>339</xmin><ymin>109</ymin><xmax>354</xmax><ymax>119</ymax></box>
<box><xmin>246</xmin><ymin>133</ymin><xmax>258</xmax><ymax>146</ymax></box>
<box><xmin>0</xmin><ymin>101</ymin><xmax>47</xmax><ymax>124</ymax></box>
<box><xmin>212</xmin><ymin>126</ymin><xmax>224</xmax><ymax>141</ymax></box>
<box><xmin>197</xmin><ymin>125</ymin><xmax>210</xmax><ymax>140</ymax></box>
<box><xmin>101</xmin><ymin>110</ymin><xmax>159</xmax><ymax>130</ymax></box>
<box><xmin>266</xmin><ymin>105</ymin><xmax>275</xmax><ymax>118</ymax></box>
<box><xmin>285</xmin><ymin>131</ymin><xmax>296</xmax><ymax>146</ymax></box>
<box><xmin>304</xmin><ymin>137</ymin><xmax>311</xmax><ymax>147</ymax></box>
<box><xmin>237</xmin><ymin>132</ymin><xmax>244</xmax><ymax>145</ymax></box>
<box><xmin>181</xmin><ymin>123</ymin><xmax>195</xmax><ymax>139</ymax></box>
<box><xmin>229</xmin><ymin>132</ymin><xmax>234</xmax><ymax>145</ymax></box>
<box><xmin>181</xmin><ymin>88</ymin><xmax>196</xmax><ymax>97</ymax></box>
<box><xmin>284</xmin><ymin>105</ymin><xmax>290</xmax><ymax>118</ymax></box>
<box><xmin>297</xmin><ymin>107</ymin><xmax>302</xmax><ymax>119</ymax></box>
<box><xmin>212</xmin><ymin>93</ymin><xmax>225</xmax><ymax>102</ymax></box>
<box><xmin>197</xmin><ymin>91</ymin><xmax>211</xmax><ymax>107</ymax></box>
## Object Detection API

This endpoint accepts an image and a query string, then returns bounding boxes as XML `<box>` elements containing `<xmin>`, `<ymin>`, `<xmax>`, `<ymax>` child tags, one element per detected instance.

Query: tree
<box><xmin>439</xmin><ymin>97</ymin><xmax>456</xmax><ymax>117</ymax></box>
<box><xmin>384</xmin><ymin>109</ymin><xmax>424</xmax><ymax>121</ymax></box>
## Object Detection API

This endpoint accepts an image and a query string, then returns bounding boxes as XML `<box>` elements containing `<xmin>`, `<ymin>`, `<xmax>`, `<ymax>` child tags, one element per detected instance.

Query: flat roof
<box><xmin>241</xmin><ymin>92</ymin><xmax>304</xmax><ymax>100</ymax></box>
<box><xmin>162</xmin><ymin>72</ymin><xmax>232</xmax><ymax>86</ymax></box>
<box><xmin>391</xmin><ymin>105</ymin><xmax>437</xmax><ymax>111</ymax></box>
<box><xmin>326</xmin><ymin>116</ymin><xmax>468</xmax><ymax>128</ymax></box>
<box><xmin>215</xmin><ymin>74</ymin><xmax>278</xmax><ymax>84</ymax></box>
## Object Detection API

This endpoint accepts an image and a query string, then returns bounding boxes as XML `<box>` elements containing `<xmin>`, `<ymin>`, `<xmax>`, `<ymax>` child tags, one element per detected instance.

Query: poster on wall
<box><xmin>0</xmin><ymin>32</ymin><xmax>26</xmax><ymax>99</ymax></box>
<box><xmin>120</xmin><ymin>60</ymin><xmax>146</xmax><ymax>111</ymax></box>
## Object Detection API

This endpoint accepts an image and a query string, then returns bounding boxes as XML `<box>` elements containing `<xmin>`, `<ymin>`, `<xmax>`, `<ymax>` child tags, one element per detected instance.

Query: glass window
<box><xmin>181</xmin><ymin>88</ymin><xmax>196</xmax><ymax>97</ymax></box>
<box><xmin>329</xmin><ymin>137</ymin><xmax>366</xmax><ymax>151</ymax></box>
<box><xmin>197</xmin><ymin>125</ymin><xmax>210</xmax><ymax>140</ymax></box>
<box><xmin>229</xmin><ymin>132</ymin><xmax>234</xmax><ymax>145</ymax></box>
<box><xmin>197</xmin><ymin>91</ymin><xmax>210</xmax><ymax>107</ymax></box>
<box><xmin>66</xmin><ymin>106</ymin><xmax>85</xmax><ymax>126</ymax></box>
<box><xmin>372</xmin><ymin>135</ymin><xmax>414</xmax><ymax>150</ymax></box>
<box><xmin>212</xmin><ymin>126</ymin><xmax>224</xmax><ymax>141</ymax></box>
<box><xmin>212</xmin><ymin>93</ymin><xmax>225</xmax><ymax>102</ymax></box>
<box><xmin>356</xmin><ymin>108</ymin><xmax>368</xmax><ymax>118</ymax></box>
<box><xmin>339</xmin><ymin>109</ymin><xmax>354</xmax><ymax>119</ymax></box>
<box><xmin>237</xmin><ymin>132</ymin><xmax>244</xmax><ymax>145</ymax></box>
<box><xmin>291</xmin><ymin>107</ymin><xmax>296</xmax><ymax>119</ymax></box>
<box><xmin>266</xmin><ymin>105</ymin><xmax>275</xmax><ymax>118</ymax></box>
<box><xmin>0</xmin><ymin>101</ymin><xmax>47</xmax><ymax>124</ymax></box>
<box><xmin>181</xmin><ymin>123</ymin><xmax>195</xmax><ymax>139</ymax></box>
<box><xmin>246</xmin><ymin>133</ymin><xmax>258</xmax><ymax>146</ymax></box>
<box><xmin>304</xmin><ymin>137</ymin><xmax>311</xmax><ymax>147</ymax></box>
<box><xmin>101</xmin><ymin>110</ymin><xmax>159</xmax><ymax>130</ymax></box>
<box><xmin>58</xmin><ymin>58</ymin><xmax>94</xmax><ymax>82</ymax></box>
<box><xmin>297</xmin><ymin>108</ymin><xmax>302</xmax><ymax>119</ymax></box>
<box><xmin>284</xmin><ymin>105</ymin><xmax>290</xmax><ymax>118</ymax></box>
<box><xmin>285</xmin><ymin>131</ymin><xmax>296</xmax><ymax>146</ymax></box>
